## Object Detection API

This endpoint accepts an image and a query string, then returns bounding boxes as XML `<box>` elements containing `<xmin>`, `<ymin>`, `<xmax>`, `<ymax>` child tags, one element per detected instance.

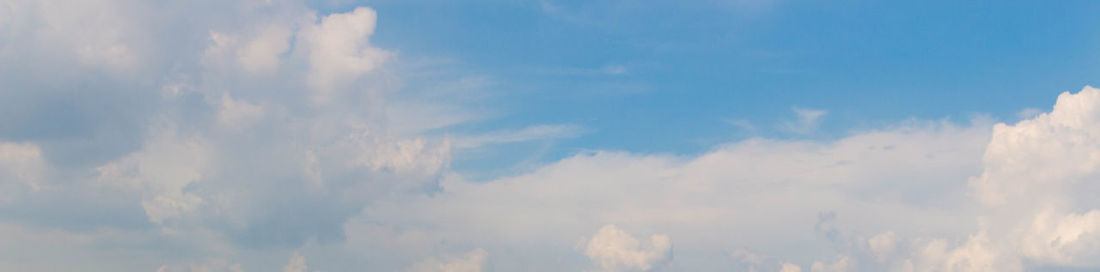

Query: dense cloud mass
<box><xmin>3</xmin><ymin>0</ymin><xmax>1100</xmax><ymax>271</ymax></box>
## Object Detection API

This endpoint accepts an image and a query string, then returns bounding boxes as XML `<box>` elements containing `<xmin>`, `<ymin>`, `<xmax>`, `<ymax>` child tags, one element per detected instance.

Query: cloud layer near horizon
<box><xmin>4</xmin><ymin>1</ymin><xmax>1100</xmax><ymax>271</ymax></box>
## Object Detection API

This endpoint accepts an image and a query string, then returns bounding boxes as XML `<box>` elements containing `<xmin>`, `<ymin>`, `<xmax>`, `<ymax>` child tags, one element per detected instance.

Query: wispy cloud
<box><xmin>453</xmin><ymin>124</ymin><xmax>586</xmax><ymax>149</ymax></box>
<box><xmin>778</xmin><ymin>106</ymin><xmax>828</xmax><ymax>135</ymax></box>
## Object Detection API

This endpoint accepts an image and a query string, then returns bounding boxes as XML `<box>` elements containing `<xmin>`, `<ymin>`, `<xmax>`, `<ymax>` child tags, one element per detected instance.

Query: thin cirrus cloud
<box><xmin>452</xmin><ymin>124</ymin><xmax>586</xmax><ymax>149</ymax></box>
<box><xmin>3</xmin><ymin>0</ymin><xmax>1100</xmax><ymax>271</ymax></box>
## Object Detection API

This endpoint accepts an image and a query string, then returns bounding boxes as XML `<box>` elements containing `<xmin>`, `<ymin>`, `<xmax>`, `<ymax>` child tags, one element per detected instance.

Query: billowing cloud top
<box><xmin>3</xmin><ymin>0</ymin><xmax>1100</xmax><ymax>271</ymax></box>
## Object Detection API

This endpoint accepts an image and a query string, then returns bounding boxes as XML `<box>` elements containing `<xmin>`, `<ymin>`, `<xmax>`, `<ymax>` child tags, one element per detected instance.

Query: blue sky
<box><xmin>6</xmin><ymin>0</ymin><xmax>1100</xmax><ymax>271</ymax></box>
<box><xmin>349</xmin><ymin>0</ymin><xmax>1100</xmax><ymax>176</ymax></box>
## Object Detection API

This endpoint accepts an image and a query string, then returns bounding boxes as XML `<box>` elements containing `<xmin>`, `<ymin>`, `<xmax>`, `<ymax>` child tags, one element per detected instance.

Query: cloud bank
<box><xmin>4</xmin><ymin>0</ymin><xmax>1100</xmax><ymax>271</ymax></box>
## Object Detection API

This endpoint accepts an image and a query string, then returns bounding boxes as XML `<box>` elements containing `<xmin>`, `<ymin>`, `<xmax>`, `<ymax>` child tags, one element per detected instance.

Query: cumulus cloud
<box><xmin>1</xmin><ymin>0</ymin><xmax>454</xmax><ymax>267</ymax></box>
<box><xmin>299</xmin><ymin>7</ymin><xmax>390</xmax><ymax>100</ymax></box>
<box><xmin>584</xmin><ymin>225</ymin><xmax>672</xmax><ymax>272</ymax></box>
<box><xmin>361</xmin><ymin>117</ymin><xmax>991</xmax><ymax>270</ymax></box>
<box><xmin>6</xmin><ymin>0</ymin><xmax>1100</xmax><ymax>271</ymax></box>
<box><xmin>94</xmin><ymin>127</ymin><xmax>209</xmax><ymax>227</ymax></box>
<box><xmin>965</xmin><ymin>86</ymin><xmax>1100</xmax><ymax>268</ymax></box>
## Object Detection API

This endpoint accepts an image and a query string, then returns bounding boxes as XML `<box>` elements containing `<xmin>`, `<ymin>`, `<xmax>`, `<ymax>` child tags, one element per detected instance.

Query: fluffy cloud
<box><xmin>780</xmin><ymin>263</ymin><xmax>803</xmax><ymax>272</ymax></box>
<box><xmin>584</xmin><ymin>225</ymin><xmax>672</xmax><ymax>272</ymax></box>
<box><xmin>363</xmin><ymin>118</ymin><xmax>991</xmax><ymax>270</ymax></box>
<box><xmin>6</xmin><ymin>0</ymin><xmax>1100</xmax><ymax>271</ymax></box>
<box><xmin>0</xmin><ymin>0</ymin><xmax>454</xmax><ymax>269</ymax></box>
<box><xmin>299</xmin><ymin>7</ymin><xmax>390</xmax><ymax>100</ymax></box>
<box><xmin>966</xmin><ymin>86</ymin><xmax>1100</xmax><ymax>268</ymax></box>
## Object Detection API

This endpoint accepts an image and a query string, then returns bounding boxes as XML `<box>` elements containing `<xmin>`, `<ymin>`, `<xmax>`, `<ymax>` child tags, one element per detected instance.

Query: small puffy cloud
<box><xmin>405</xmin><ymin>249</ymin><xmax>489</xmax><ymax>272</ymax></box>
<box><xmin>282</xmin><ymin>252</ymin><xmax>315</xmax><ymax>272</ymax></box>
<box><xmin>780</xmin><ymin>263</ymin><xmax>803</xmax><ymax>272</ymax></box>
<box><xmin>584</xmin><ymin>225</ymin><xmax>672</xmax><ymax>272</ymax></box>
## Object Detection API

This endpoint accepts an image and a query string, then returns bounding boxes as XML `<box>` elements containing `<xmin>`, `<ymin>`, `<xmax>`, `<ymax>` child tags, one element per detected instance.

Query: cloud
<box><xmin>361</xmin><ymin>118</ymin><xmax>991</xmax><ymax>270</ymax></box>
<box><xmin>810</xmin><ymin>256</ymin><xmax>852</xmax><ymax>272</ymax></box>
<box><xmin>965</xmin><ymin>86</ymin><xmax>1100</xmax><ymax>268</ymax></box>
<box><xmin>453</xmin><ymin>124</ymin><xmax>585</xmax><ymax>149</ymax></box>
<box><xmin>94</xmin><ymin>127</ymin><xmax>209</xmax><ymax>227</ymax></box>
<box><xmin>282</xmin><ymin>252</ymin><xmax>312</xmax><ymax>272</ymax></box>
<box><xmin>779</xmin><ymin>107</ymin><xmax>828</xmax><ymax>134</ymax></box>
<box><xmin>157</xmin><ymin>259</ymin><xmax>245</xmax><ymax>272</ymax></box>
<box><xmin>238</xmin><ymin>26</ymin><xmax>292</xmax><ymax>73</ymax></box>
<box><xmin>6</xmin><ymin>0</ymin><xmax>1100</xmax><ymax>271</ymax></box>
<box><xmin>300</xmin><ymin>7</ymin><xmax>390</xmax><ymax>100</ymax></box>
<box><xmin>781</xmin><ymin>263</ymin><xmax>803</xmax><ymax>272</ymax></box>
<box><xmin>1015</xmin><ymin>107</ymin><xmax>1041</xmax><ymax>120</ymax></box>
<box><xmin>584</xmin><ymin>225</ymin><xmax>671</xmax><ymax>272</ymax></box>
<box><xmin>405</xmin><ymin>249</ymin><xmax>489</xmax><ymax>272</ymax></box>
<box><xmin>0</xmin><ymin>141</ymin><xmax>46</xmax><ymax>191</ymax></box>
<box><xmin>1</xmin><ymin>0</ymin><xmax>456</xmax><ymax>258</ymax></box>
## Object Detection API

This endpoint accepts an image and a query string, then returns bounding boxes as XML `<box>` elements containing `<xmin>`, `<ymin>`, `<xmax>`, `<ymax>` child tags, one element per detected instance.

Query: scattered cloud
<box><xmin>5</xmin><ymin>0</ymin><xmax>1100</xmax><ymax>271</ymax></box>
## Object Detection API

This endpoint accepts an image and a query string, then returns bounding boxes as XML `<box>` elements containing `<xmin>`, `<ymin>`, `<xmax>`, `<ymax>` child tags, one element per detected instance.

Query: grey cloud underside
<box><xmin>5</xmin><ymin>0</ymin><xmax>1100</xmax><ymax>271</ymax></box>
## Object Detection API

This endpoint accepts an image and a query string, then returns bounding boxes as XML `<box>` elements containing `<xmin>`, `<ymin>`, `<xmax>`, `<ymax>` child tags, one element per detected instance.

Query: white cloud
<box><xmin>454</xmin><ymin>124</ymin><xmax>585</xmax><ymax>149</ymax></box>
<box><xmin>360</xmin><ymin>117</ymin><xmax>991</xmax><ymax>270</ymax></box>
<box><xmin>867</xmin><ymin>232</ymin><xmax>897</xmax><ymax>262</ymax></box>
<box><xmin>810</xmin><ymin>256</ymin><xmax>852</xmax><ymax>272</ymax></box>
<box><xmin>95</xmin><ymin>127</ymin><xmax>209</xmax><ymax>227</ymax></box>
<box><xmin>780</xmin><ymin>263</ymin><xmax>803</xmax><ymax>272</ymax></box>
<box><xmin>7</xmin><ymin>0</ymin><xmax>1100</xmax><ymax>271</ymax></box>
<box><xmin>965</xmin><ymin>86</ymin><xmax>1100</xmax><ymax>267</ymax></box>
<box><xmin>299</xmin><ymin>7</ymin><xmax>391</xmax><ymax>101</ymax></box>
<box><xmin>405</xmin><ymin>249</ymin><xmax>489</xmax><ymax>272</ymax></box>
<box><xmin>584</xmin><ymin>225</ymin><xmax>671</xmax><ymax>272</ymax></box>
<box><xmin>238</xmin><ymin>25</ymin><xmax>292</xmax><ymax>73</ymax></box>
<box><xmin>217</xmin><ymin>93</ymin><xmax>266</xmax><ymax>129</ymax></box>
<box><xmin>0</xmin><ymin>141</ymin><xmax>46</xmax><ymax>191</ymax></box>
<box><xmin>282</xmin><ymin>252</ymin><xmax>313</xmax><ymax>272</ymax></box>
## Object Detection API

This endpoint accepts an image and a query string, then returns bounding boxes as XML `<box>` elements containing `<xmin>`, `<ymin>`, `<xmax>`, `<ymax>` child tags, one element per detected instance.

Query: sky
<box><xmin>3</xmin><ymin>0</ymin><xmax>1100</xmax><ymax>271</ymax></box>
